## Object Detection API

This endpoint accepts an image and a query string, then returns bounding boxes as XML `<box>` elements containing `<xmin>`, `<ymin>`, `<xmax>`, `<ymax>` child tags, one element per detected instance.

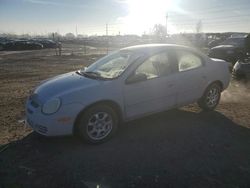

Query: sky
<box><xmin>0</xmin><ymin>0</ymin><xmax>250</xmax><ymax>35</ymax></box>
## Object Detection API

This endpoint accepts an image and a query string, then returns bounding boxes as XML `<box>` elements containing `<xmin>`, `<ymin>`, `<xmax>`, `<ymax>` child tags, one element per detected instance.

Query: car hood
<box><xmin>211</xmin><ymin>45</ymin><xmax>237</xmax><ymax>50</ymax></box>
<box><xmin>34</xmin><ymin>71</ymin><xmax>100</xmax><ymax>102</ymax></box>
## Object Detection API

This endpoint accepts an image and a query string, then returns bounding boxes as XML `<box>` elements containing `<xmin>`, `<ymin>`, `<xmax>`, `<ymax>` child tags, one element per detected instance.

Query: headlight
<box><xmin>42</xmin><ymin>98</ymin><xmax>61</xmax><ymax>115</ymax></box>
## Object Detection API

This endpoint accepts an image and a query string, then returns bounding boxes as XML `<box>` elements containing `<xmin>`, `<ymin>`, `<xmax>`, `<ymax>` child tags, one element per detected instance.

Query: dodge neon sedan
<box><xmin>26</xmin><ymin>44</ymin><xmax>230</xmax><ymax>143</ymax></box>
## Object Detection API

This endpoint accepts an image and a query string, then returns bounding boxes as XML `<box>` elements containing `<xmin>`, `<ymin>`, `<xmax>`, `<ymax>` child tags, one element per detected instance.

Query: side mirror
<box><xmin>126</xmin><ymin>73</ymin><xmax>147</xmax><ymax>84</ymax></box>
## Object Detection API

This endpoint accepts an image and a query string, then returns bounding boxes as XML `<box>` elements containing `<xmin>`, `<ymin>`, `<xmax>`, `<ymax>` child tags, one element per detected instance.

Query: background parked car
<box><xmin>31</xmin><ymin>39</ymin><xmax>58</xmax><ymax>49</ymax></box>
<box><xmin>207</xmin><ymin>38</ymin><xmax>225</xmax><ymax>48</ymax></box>
<box><xmin>0</xmin><ymin>43</ymin><xmax>3</xmax><ymax>51</ymax></box>
<box><xmin>3</xmin><ymin>40</ymin><xmax>43</xmax><ymax>50</ymax></box>
<box><xmin>232</xmin><ymin>55</ymin><xmax>250</xmax><ymax>81</ymax></box>
<box><xmin>208</xmin><ymin>34</ymin><xmax>250</xmax><ymax>64</ymax></box>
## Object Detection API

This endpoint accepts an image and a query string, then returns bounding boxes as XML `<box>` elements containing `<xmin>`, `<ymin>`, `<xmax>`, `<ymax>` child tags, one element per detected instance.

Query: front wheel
<box><xmin>76</xmin><ymin>104</ymin><xmax>118</xmax><ymax>144</ymax></box>
<box><xmin>198</xmin><ymin>83</ymin><xmax>222</xmax><ymax>111</ymax></box>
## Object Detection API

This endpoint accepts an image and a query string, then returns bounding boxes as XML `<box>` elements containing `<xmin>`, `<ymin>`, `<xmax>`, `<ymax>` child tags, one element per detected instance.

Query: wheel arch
<box><xmin>198</xmin><ymin>80</ymin><xmax>223</xmax><ymax>111</ymax></box>
<box><xmin>73</xmin><ymin>100</ymin><xmax>123</xmax><ymax>135</ymax></box>
<box><xmin>206</xmin><ymin>80</ymin><xmax>224</xmax><ymax>92</ymax></box>
<box><xmin>200</xmin><ymin>80</ymin><xmax>224</xmax><ymax>101</ymax></box>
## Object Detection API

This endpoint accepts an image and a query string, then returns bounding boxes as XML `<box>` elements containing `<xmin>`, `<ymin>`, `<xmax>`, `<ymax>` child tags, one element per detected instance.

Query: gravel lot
<box><xmin>0</xmin><ymin>46</ymin><xmax>250</xmax><ymax>188</ymax></box>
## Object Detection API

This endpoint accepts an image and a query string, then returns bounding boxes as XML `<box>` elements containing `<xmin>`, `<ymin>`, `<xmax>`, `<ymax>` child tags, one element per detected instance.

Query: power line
<box><xmin>168</xmin><ymin>13</ymin><xmax>250</xmax><ymax>28</ymax></box>
<box><xmin>170</xmin><ymin>2</ymin><xmax>250</xmax><ymax>15</ymax></box>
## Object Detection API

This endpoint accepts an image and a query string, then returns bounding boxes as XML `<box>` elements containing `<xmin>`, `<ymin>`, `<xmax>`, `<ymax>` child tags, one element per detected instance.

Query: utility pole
<box><xmin>75</xmin><ymin>25</ymin><xmax>78</xmax><ymax>37</ymax></box>
<box><xmin>166</xmin><ymin>13</ymin><xmax>168</xmax><ymax>36</ymax></box>
<box><xmin>196</xmin><ymin>20</ymin><xmax>202</xmax><ymax>33</ymax></box>
<box><xmin>106</xmin><ymin>23</ymin><xmax>109</xmax><ymax>54</ymax></box>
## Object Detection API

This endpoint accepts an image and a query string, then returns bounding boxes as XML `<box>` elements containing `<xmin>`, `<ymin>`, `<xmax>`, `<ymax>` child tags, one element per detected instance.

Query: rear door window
<box><xmin>176</xmin><ymin>50</ymin><xmax>203</xmax><ymax>72</ymax></box>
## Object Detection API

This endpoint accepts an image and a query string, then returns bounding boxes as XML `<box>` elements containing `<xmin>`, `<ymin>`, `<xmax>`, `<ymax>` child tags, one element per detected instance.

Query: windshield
<box><xmin>221</xmin><ymin>38</ymin><xmax>245</xmax><ymax>47</ymax></box>
<box><xmin>81</xmin><ymin>51</ymin><xmax>135</xmax><ymax>79</ymax></box>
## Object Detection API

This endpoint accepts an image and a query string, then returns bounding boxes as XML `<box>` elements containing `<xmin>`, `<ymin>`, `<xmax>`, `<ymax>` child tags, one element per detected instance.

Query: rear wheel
<box><xmin>198</xmin><ymin>83</ymin><xmax>222</xmax><ymax>111</ymax></box>
<box><xmin>76</xmin><ymin>104</ymin><xmax>118</xmax><ymax>144</ymax></box>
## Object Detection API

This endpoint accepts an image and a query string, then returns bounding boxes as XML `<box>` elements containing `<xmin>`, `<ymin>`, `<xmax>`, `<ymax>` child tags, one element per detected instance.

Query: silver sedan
<box><xmin>26</xmin><ymin>44</ymin><xmax>230</xmax><ymax>143</ymax></box>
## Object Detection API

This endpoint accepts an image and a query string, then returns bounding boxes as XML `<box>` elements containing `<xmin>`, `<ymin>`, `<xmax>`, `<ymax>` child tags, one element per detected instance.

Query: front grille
<box><xmin>37</xmin><ymin>125</ymin><xmax>48</xmax><ymax>134</ymax></box>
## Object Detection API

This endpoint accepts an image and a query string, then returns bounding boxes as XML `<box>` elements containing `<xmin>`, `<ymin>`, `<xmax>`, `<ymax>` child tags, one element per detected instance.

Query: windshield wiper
<box><xmin>76</xmin><ymin>70</ymin><xmax>84</xmax><ymax>76</ymax></box>
<box><xmin>84</xmin><ymin>71</ymin><xmax>101</xmax><ymax>77</ymax></box>
<box><xmin>77</xmin><ymin>70</ymin><xmax>108</xmax><ymax>80</ymax></box>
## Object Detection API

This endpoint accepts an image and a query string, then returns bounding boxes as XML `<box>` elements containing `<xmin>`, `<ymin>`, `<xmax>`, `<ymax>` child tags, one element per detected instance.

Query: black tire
<box><xmin>76</xmin><ymin>104</ymin><xmax>118</xmax><ymax>144</ymax></box>
<box><xmin>198</xmin><ymin>83</ymin><xmax>222</xmax><ymax>111</ymax></box>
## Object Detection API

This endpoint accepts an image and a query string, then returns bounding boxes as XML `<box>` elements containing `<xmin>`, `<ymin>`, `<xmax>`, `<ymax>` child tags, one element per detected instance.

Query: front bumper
<box><xmin>26</xmin><ymin>117</ymin><xmax>48</xmax><ymax>134</ymax></box>
<box><xmin>26</xmin><ymin>97</ymin><xmax>85</xmax><ymax>136</ymax></box>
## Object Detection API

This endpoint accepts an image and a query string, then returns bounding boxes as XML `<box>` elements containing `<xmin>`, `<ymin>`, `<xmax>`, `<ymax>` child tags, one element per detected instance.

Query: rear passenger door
<box><xmin>174</xmin><ymin>50</ymin><xmax>207</xmax><ymax>106</ymax></box>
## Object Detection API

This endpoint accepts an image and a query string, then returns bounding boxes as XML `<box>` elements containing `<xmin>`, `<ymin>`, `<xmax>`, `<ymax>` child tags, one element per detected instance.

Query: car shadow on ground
<box><xmin>1</xmin><ymin>109</ymin><xmax>250</xmax><ymax>188</ymax></box>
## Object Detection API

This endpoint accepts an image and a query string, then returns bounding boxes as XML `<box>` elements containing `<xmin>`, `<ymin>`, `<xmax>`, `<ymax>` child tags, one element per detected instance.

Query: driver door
<box><xmin>123</xmin><ymin>51</ymin><xmax>177</xmax><ymax>119</ymax></box>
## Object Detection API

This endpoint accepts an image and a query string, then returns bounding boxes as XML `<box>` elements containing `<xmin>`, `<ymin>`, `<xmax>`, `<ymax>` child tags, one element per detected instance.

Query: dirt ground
<box><xmin>0</xmin><ymin>46</ymin><xmax>250</xmax><ymax>188</ymax></box>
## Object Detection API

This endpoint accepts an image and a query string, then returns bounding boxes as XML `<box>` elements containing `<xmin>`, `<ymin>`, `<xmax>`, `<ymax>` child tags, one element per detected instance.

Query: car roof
<box><xmin>121</xmin><ymin>43</ymin><xmax>195</xmax><ymax>52</ymax></box>
<box><xmin>120</xmin><ymin>43</ymin><xmax>206</xmax><ymax>57</ymax></box>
